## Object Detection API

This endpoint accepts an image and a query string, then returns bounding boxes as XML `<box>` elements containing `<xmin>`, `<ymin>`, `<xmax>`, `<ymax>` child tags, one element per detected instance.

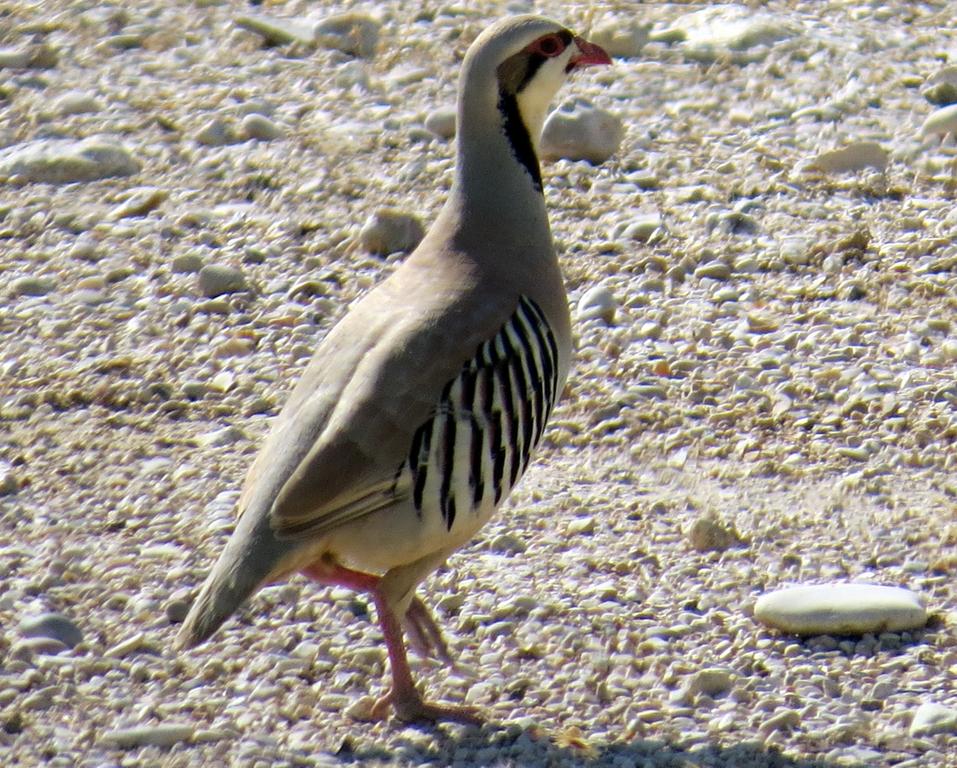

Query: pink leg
<box><xmin>302</xmin><ymin>562</ymin><xmax>480</xmax><ymax>724</ymax></box>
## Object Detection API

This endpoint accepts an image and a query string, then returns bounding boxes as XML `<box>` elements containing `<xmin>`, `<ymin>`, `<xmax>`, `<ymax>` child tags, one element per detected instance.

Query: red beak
<box><xmin>569</xmin><ymin>36</ymin><xmax>612</xmax><ymax>70</ymax></box>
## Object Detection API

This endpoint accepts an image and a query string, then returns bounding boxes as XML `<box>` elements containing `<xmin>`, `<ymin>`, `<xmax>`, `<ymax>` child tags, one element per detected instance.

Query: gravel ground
<box><xmin>1</xmin><ymin>1</ymin><xmax>956</xmax><ymax>766</ymax></box>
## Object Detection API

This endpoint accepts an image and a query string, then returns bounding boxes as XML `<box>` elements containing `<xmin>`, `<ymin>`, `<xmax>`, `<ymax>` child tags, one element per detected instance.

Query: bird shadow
<box><xmin>331</xmin><ymin>722</ymin><xmax>865</xmax><ymax>768</ymax></box>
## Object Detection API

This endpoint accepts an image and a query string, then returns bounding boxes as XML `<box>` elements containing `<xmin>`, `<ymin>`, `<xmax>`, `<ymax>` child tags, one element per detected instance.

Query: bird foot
<box><xmin>369</xmin><ymin>688</ymin><xmax>483</xmax><ymax>725</ymax></box>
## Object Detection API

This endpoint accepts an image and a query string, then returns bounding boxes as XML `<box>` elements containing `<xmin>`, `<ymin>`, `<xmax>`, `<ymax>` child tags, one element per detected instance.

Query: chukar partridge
<box><xmin>176</xmin><ymin>15</ymin><xmax>611</xmax><ymax>723</ymax></box>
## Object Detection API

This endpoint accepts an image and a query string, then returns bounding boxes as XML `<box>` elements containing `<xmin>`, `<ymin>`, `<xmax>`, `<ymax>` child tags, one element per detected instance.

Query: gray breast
<box><xmin>398</xmin><ymin>296</ymin><xmax>560</xmax><ymax>531</ymax></box>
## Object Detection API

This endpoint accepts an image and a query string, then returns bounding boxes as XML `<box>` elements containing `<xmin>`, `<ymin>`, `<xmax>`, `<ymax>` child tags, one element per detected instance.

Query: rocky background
<box><xmin>1</xmin><ymin>1</ymin><xmax>956</xmax><ymax>766</ymax></box>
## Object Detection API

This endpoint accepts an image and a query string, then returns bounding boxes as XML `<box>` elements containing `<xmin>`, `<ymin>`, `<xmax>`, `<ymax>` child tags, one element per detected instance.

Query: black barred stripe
<box><xmin>439</xmin><ymin>403</ymin><xmax>456</xmax><ymax>528</ymax></box>
<box><xmin>401</xmin><ymin>296</ymin><xmax>560</xmax><ymax>530</ymax></box>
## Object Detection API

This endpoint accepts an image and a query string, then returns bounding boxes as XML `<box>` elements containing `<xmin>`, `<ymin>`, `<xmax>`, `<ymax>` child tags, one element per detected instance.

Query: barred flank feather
<box><xmin>403</xmin><ymin>296</ymin><xmax>559</xmax><ymax>531</ymax></box>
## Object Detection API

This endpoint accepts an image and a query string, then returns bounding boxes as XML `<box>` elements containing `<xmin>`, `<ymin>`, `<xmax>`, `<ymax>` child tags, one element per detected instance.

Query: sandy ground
<box><xmin>1</xmin><ymin>1</ymin><xmax>955</xmax><ymax>766</ymax></box>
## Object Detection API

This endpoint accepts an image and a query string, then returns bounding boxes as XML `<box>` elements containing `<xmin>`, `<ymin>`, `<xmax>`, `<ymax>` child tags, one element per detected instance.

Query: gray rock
<box><xmin>910</xmin><ymin>702</ymin><xmax>957</xmax><ymax>737</ymax></box>
<box><xmin>315</xmin><ymin>13</ymin><xmax>380</xmax><ymax>58</ymax></box>
<box><xmin>488</xmin><ymin>533</ymin><xmax>527</xmax><ymax>554</ymax></box>
<box><xmin>165</xmin><ymin>589</ymin><xmax>193</xmax><ymax>623</ymax></box>
<box><xmin>172</xmin><ymin>252</ymin><xmax>205</xmax><ymax>274</ymax></box>
<box><xmin>754</xmin><ymin>583</ymin><xmax>927</xmax><ymax>636</ymax></box>
<box><xmin>20</xmin><ymin>613</ymin><xmax>83</xmax><ymax>648</ymax></box>
<box><xmin>198</xmin><ymin>264</ymin><xmax>248</xmax><ymax>297</ymax></box>
<box><xmin>101</xmin><ymin>724</ymin><xmax>195</xmax><ymax>748</ymax></box>
<box><xmin>577</xmin><ymin>284</ymin><xmax>617</xmax><ymax>324</ymax></box>
<box><xmin>0</xmin><ymin>138</ymin><xmax>140</xmax><ymax>184</ymax></box>
<box><xmin>540</xmin><ymin>99</ymin><xmax>623</xmax><ymax>164</ymax></box>
<box><xmin>10</xmin><ymin>276</ymin><xmax>56</xmax><ymax>297</ymax></box>
<box><xmin>687</xmin><ymin>517</ymin><xmax>741</xmax><ymax>552</ymax></box>
<box><xmin>359</xmin><ymin>209</ymin><xmax>425</xmax><ymax>255</ymax></box>
<box><xmin>241</xmin><ymin>113</ymin><xmax>283</xmax><ymax>141</ymax></box>
<box><xmin>424</xmin><ymin>106</ymin><xmax>456</xmax><ymax>140</ymax></box>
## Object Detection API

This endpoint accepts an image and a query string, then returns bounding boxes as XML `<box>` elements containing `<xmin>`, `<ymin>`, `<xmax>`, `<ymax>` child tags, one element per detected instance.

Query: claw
<box><xmin>371</xmin><ymin>687</ymin><xmax>483</xmax><ymax>724</ymax></box>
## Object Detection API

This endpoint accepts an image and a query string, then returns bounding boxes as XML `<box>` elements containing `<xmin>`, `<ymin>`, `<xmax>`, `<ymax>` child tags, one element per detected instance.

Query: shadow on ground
<box><xmin>330</xmin><ymin>723</ymin><xmax>865</xmax><ymax>767</ymax></box>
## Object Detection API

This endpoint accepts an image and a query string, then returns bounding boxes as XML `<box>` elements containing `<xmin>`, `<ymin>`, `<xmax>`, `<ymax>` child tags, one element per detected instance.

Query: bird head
<box><xmin>459</xmin><ymin>16</ymin><xmax>612</xmax><ymax>157</ymax></box>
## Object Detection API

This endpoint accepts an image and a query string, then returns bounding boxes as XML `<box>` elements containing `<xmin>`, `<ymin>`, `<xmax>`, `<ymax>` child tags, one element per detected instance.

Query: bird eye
<box><xmin>533</xmin><ymin>34</ymin><xmax>565</xmax><ymax>57</ymax></box>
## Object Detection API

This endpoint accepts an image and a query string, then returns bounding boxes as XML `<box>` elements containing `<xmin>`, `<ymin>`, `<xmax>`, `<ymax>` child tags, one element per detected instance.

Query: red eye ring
<box><xmin>532</xmin><ymin>34</ymin><xmax>565</xmax><ymax>58</ymax></box>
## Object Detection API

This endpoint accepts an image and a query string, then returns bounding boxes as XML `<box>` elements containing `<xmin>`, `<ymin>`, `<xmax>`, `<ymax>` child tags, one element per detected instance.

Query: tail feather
<box><xmin>175</xmin><ymin>511</ymin><xmax>293</xmax><ymax>649</ymax></box>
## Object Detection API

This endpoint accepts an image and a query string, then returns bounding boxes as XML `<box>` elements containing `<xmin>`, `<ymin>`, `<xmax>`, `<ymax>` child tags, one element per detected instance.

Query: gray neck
<box><xmin>444</xmin><ymin>87</ymin><xmax>551</xmax><ymax>246</ymax></box>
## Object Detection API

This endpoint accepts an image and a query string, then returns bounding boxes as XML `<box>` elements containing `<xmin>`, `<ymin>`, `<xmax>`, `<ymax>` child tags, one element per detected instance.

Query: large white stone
<box><xmin>910</xmin><ymin>702</ymin><xmax>957</xmax><ymax>737</ymax></box>
<box><xmin>754</xmin><ymin>583</ymin><xmax>927</xmax><ymax>636</ymax></box>
<box><xmin>0</xmin><ymin>138</ymin><xmax>139</xmax><ymax>183</ymax></box>
<box><xmin>540</xmin><ymin>100</ymin><xmax>623</xmax><ymax>164</ymax></box>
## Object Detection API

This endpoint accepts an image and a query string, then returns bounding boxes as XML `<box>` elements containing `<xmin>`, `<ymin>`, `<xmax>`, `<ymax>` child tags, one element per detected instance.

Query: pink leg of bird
<box><xmin>302</xmin><ymin>562</ymin><xmax>480</xmax><ymax>724</ymax></box>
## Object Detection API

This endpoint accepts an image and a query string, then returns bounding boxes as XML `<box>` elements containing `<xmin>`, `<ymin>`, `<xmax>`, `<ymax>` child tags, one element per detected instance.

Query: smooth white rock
<box><xmin>101</xmin><ymin>724</ymin><xmax>195</xmax><ymax>748</ymax></box>
<box><xmin>577</xmin><ymin>284</ymin><xmax>617</xmax><ymax>324</ymax></box>
<box><xmin>754</xmin><ymin>583</ymin><xmax>927</xmax><ymax>635</ymax></box>
<box><xmin>588</xmin><ymin>18</ymin><xmax>649</xmax><ymax>58</ymax></box>
<box><xmin>424</xmin><ymin>106</ymin><xmax>456</xmax><ymax>140</ymax></box>
<box><xmin>909</xmin><ymin>702</ymin><xmax>957</xmax><ymax>737</ymax></box>
<box><xmin>540</xmin><ymin>99</ymin><xmax>623</xmax><ymax>164</ymax></box>
<box><xmin>359</xmin><ymin>209</ymin><xmax>424</xmax><ymax>255</ymax></box>
<box><xmin>241</xmin><ymin>113</ymin><xmax>283</xmax><ymax>141</ymax></box>
<box><xmin>809</xmin><ymin>142</ymin><xmax>889</xmax><ymax>173</ymax></box>
<box><xmin>0</xmin><ymin>138</ymin><xmax>140</xmax><ymax>183</ymax></box>
<box><xmin>235</xmin><ymin>14</ymin><xmax>316</xmax><ymax>46</ymax></box>
<box><xmin>314</xmin><ymin>13</ymin><xmax>380</xmax><ymax>58</ymax></box>
<box><xmin>921</xmin><ymin>103</ymin><xmax>957</xmax><ymax>139</ymax></box>
<box><xmin>652</xmin><ymin>6</ymin><xmax>799</xmax><ymax>63</ymax></box>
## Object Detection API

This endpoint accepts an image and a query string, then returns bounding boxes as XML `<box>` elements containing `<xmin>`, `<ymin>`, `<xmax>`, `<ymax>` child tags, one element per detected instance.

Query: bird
<box><xmin>175</xmin><ymin>15</ymin><xmax>611</xmax><ymax>724</ymax></box>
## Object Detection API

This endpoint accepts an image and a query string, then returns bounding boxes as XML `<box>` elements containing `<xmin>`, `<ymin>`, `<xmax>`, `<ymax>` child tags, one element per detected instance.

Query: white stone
<box><xmin>809</xmin><ymin>142</ymin><xmax>889</xmax><ymax>173</ymax></box>
<box><xmin>359</xmin><ymin>209</ymin><xmax>425</xmax><ymax>255</ymax></box>
<box><xmin>754</xmin><ymin>583</ymin><xmax>927</xmax><ymax>636</ymax></box>
<box><xmin>540</xmin><ymin>100</ymin><xmax>623</xmax><ymax>164</ymax></box>
<box><xmin>652</xmin><ymin>6</ymin><xmax>799</xmax><ymax>63</ymax></box>
<box><xmin>0</xmin><ymin>138</ymin><xmax>140</xmax><ymax>183</ymax></box>
<box><xmin>910</xmin><ymin>702</ymin><xmax>957</xmax><ymax>737</ymax></box>
<box><xmin>101</xmin><ymin>724</ymin><xmax>194</xmax><ymax>748</ymax></box>
<box><xmin>241</xmin><ymin>113</ymin><xmax>283</xmax><ymax>141</ymax></box>
<box><xmin>577</xmin><ymin>284</ymin><xmax>617</xmax><ymax>324</ymax></box>
<box><xmin>235</xmin><ymin>14</ymin><xmax>317</xmax><ymax>46</ymax></box>
<box><xmin>424</xmin><ymin>106</ymin><xmax>456</xmax><ymax>140</ymax></box>
<box><xmin>314</xmin><ymin>13</ymin><xmax>380</xmax><ymax>58</ymax></box>
<box><xmin>588</xmin><ymin>18</ymin><xmax>649</xmax><ymax>58</ymax></box>
<box><xmin>921</xmin><ymin>104</ymin><xmax>957</xmax><ymax>139</ymax></box>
